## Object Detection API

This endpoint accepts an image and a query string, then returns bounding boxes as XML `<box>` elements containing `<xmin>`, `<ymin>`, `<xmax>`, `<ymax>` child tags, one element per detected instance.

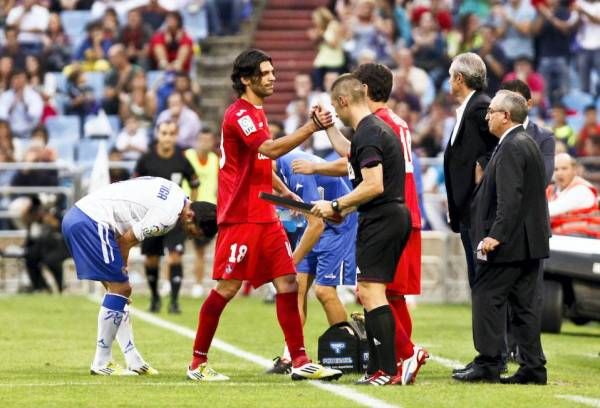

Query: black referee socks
<box><xmin>145</xmin><ymin>266</ymin><xmax>159</xmax><ymax>300</ymax></box>
<box><xmin>365</xmin><ymin>305</ymin><xmax>398</xmax><ymax>375</ymax></box>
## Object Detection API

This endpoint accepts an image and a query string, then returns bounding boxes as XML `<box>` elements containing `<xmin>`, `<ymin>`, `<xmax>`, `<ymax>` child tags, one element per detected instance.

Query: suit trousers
<box><xmin>472</xmin><ymin>259</ymin><xmax>546</xmax><ymax>375</ymax></box>
<box><xmin>459</xmin><ymin>222</ymin><xmax>476</xmax><ymax>288</ymax></box>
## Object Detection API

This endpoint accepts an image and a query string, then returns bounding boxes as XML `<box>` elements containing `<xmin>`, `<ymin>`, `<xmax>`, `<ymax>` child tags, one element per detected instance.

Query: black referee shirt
<box><xmin>349</xmin><ymin>114</ymin><xmax>406</xmax><ymax>213</ymax></box>
<box><xmin>134</xmin><ymin>147</ymin><xmax>199</xmax><ymax>188</ymax></box>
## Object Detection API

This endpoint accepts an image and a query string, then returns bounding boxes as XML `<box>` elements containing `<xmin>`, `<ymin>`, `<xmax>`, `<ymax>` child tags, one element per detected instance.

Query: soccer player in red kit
<box><xmin>186</xmin><ymin>49</ymin><xmax>343</xmax><ymax>382</ymax></box>
<box><xmin>292</xmin><ymin>63</ymin><xmax>428</xmax><ymax>385</ymax></box>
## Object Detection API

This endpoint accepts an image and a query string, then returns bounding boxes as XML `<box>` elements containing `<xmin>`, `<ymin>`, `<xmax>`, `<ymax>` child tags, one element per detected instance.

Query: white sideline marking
<box><xmin>129</xmin><ymin>306</ymin><xmax>401</xmax><ymax>408</ymax></box>
<box><xmin>428</xmin><ymin>355</ymin><xmax>464</xmax><ymax>369</ymax></box>
<box><xmin>556</xmin><ymin>395</ymin><xmax>600</xmax><ymax>407</ymax></box>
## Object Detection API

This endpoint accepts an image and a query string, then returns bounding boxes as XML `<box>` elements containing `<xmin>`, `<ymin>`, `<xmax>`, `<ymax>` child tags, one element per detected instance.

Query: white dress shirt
<box><xmin>450</xmin><ymin>90</ymin><xmax>475</xmax><ymax>146</ymax></box>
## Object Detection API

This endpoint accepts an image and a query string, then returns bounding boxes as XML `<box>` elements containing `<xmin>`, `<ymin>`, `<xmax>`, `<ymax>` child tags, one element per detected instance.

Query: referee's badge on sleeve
<box><xmin>238</xmin><ymin>115</ymin><xmax>257</xmax><ymax>136</ymax></box>
<box><xmin>347</xmin><ymin>161</ymin><xmax>355</xmax><ymax>180</ymax></box>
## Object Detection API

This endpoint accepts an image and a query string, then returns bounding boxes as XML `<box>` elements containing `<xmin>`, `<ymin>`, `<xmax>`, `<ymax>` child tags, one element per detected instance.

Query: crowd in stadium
<box><xmin>0</xmin><ymin>0</ymin><xmax>599</xmax><ymax>295</ymax></box>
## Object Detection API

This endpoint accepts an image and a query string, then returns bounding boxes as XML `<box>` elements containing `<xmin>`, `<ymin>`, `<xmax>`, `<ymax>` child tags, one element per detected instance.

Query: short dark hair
<box><xmin>231</xmin><ymin>49</ymin><xmax>272</xmax><ymax>96</ymax></box>
<box><xmin>500</xmin><ymin>79</ymin><xmax>531</xmax><ymax>101</ymax></box>
<box><xmin>353</xmin><ymin>63</ymin><xmax>393</xmax><ymax>103</ymax></box>
<box><xmin>584</xmin><ymin>104</ymin><xmax>597</xmax><ymax>113</ymax></box>
<box><xmin>166</xmin><ymin>11</ymin><xmax>183</xmax><ymax>29</ymax></box>
<box><xmin>190</xmin><ymin>201</ymin><xmax>217</xmax><ymax>238</ymax></box>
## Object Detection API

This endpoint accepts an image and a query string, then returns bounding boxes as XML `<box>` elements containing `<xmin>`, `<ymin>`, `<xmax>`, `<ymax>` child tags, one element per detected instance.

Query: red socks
<box><xmin>275</xmin><ymin>292</ymin><xmax>309</xmax><ymax>367</ymax></box>
<box><xmin>389</xmin><ymin>296</ymin><xmax>414</xmax><ymax>361</ymax></box>
<box><xmin>191</xmin><ymin>290</ymin><xmax>229</xmax><ymax>369</ymax></box>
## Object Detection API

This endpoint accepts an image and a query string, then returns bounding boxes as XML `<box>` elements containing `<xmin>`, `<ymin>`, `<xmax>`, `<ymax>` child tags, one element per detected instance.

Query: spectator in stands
<box><xmin>0</xmin><ymin>26</ymin><xmax>27</xmax><ymax>69</ymax></box>
<box><xmin>411</xmin><ymin>0</ymin><xmax>453</xmax><ymax>32</ymax></box>
<box><xmin>118</xmin><ymin>9</ymin><xmax>152</xmax><ymax>67</ymax></box>
<box><xmin>551</xmin><ymin>104</ymin><xmax>577</xmax><ymax>155</ymax></box>
<box><xmin>390</xmin><ymin>70</ymin><xmax>422</xmax><ymax>127</ymax></box>
<box><xmin>0</xmin><ymin>119</ymin><xmax>15</xmax><ymax>167</ymax></box>
<box><xmin>215</xmin><ymin>0</ymin><xmax>252</xmax><ymax>35</ymax></box>
<box><xmin>284</xmin><ymin>98</ymin><xmax>309</xmax><ymax>137</ymax></box>
<box><xmin>118</xmin><ymin>70</ymin><xmax>156</xmax><ymax>131</ymax></box>
<box><xmin>148</xmin><ymin>11</ymin><xmax>194</xmax><ymax>72</ymax></box>
<box><xmin>308</xmin><ymin>6</ymin><xmax>345</xmax><ymax>91</ymax></box>
<box><xmin>502</xmin><ymin>56</ymin><xmax>546</xmax><ymax>113</ymax></box>
<box><xmin>394</xmin><ymin>0</ymin><xmax>413</xmax><ymax>46</ymax></box>
<box><xmin>393</xmin><ymin>47</ymin><xmax>434</xmax><ymax>109</ymax></box>
<box><xmin>409</xmin><ymin>10</ymin><xmax>448</xmax><ymax>87</ymax></box>
<box><xmin>0</xmin><ymin>56</ymin><xmax>13</xmax><ymax>93</ymax></box>
<box><xmin>50</xmin><ymin>0</ymin><xmax>95</xmax><ymax>11</ymax></box>
<box><xmin>306</xmin><ymin>71</ymin><xmax>341</xmax><ymax>157</ymax></box>
<box><xmin>21</xmin><ymin>194</ymin><xmax>69</xmax><ymax>293</ymax></box>
<box><xmin>155</xmin><ymin>92</ymin><xmax>202</xmax><ymax>149</ymax></box>
<box><xmin>101</xmin><ymin>7</ymin><xmax>120</xmax><ymax>42</ymax></box>
<box><xmin>115</xmin><ymin>116</ymin><xmax>148</xmax><ymax>161</ymax></box>
<box><xmin>547</xmin><ymin>153</ymin><xmax>599</xmax><ymax>235</ymax></box>
<box><xmin>42</xmin><ymin>12</ymin><xmax>71</xmax><ymax>72</ymax></box>
<box><xmin>156</xmin><ymin>71</ymin><xmax>202</xmax><ymax>114</ymax></box>
<box><xmin>573</xmin><ymin>0</ymin><xmax>600</xmax><ymax>98</ymax></box>
<box><xmin>103</xmin><ymin>44</ymin><xmax>141</xmax><ymax>115</ymax></box>
<box><xmin>447</xmin><ymin>13</ymin><xmax>482</xmax><ymax>58</ymax></box>
<box><xmin>65</xmin><ymin>66</ymin><xmax>96</xmax><ymax>118</ymax></box>
<box><xmin>0</xmin><ymin>68</ymin><xmax>43</xmax><ymax>139</ymax></box>
<box><xmin>577</xmin><ymin>105</ymin><xmax>600</xmax><ymax>156</ymax></box>
<box><xmin>136</xmin><ymin>0</ymin><xmax>168</xmax><ymax>31</ymax></box>
<box><xmin>414</xmin><ymin>98</ymin><xmax>453</xmax><ymax>157</ymax></box>
<box><xmin>73</xmin><ymin>21</ymin><xmax>112</xmax><ymax>72</ymax></box>
<box><xmin>6</xmin><ymin>0</ymin><xmax>50</xmax><ymax>55</ymax></box>
<box><xmin>11</xmin><ymin>125</ymin><xmax>58</xmax><ymax>189</ymax></box>
<box><xmin>581</xmin><ymin>136</ymin><xmax>600</xmax><ymax>187</ymax></box>
<box><xmin>474</xmin><ymin>24</ymin><xmax>508</xmax><ymax>95</ymax></box>
<box><xmin>24</xmin><ymin>55</ymin><xmax>44</xmax><ymax>90</ymax></box>
<box><xmin>344</xmin><ymin>0</ymin><xmax>394</xmax><ymax>68</ymax></box>
<box><xmin>493</xmin><ymin>0</ymin><xmax>536</xmax><ymax>64</ymax></box>
<box><xmin>532</xmin><ymin>0</ymin><xmax>577</xmax><ymax>105</ymax></box>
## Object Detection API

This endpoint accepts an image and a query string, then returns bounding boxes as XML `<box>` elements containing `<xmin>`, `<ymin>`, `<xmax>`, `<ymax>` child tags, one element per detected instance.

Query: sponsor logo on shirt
<box><xmin>238</xmin><ymin>115</ymin><xmax>257</xmax><ymax>136</ymax></box>
<box><xmin>257</xmin><ymin>153</ymin><xmax>269</xmax><ymax>160</ymax></box>
<box><xmin>235</xmin><ymin>109</ymin><xmax>247</xmax><ymax>117</ymax></box>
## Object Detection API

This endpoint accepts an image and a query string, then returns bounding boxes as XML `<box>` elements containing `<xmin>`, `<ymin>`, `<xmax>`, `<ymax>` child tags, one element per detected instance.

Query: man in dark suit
<box><xmin>500</xmin><ymin>80</ymin><xmax>555</xmax><ymax>185</ymax></box>
<box><xmin>453</xmin><ymin>90</ymin><xmax>549</xmax><ymax>384</ymax></box>
<box><xmin>443</xmin><ymin>52</ymin><xmax>498</xmax><ymax>288</ymax></box>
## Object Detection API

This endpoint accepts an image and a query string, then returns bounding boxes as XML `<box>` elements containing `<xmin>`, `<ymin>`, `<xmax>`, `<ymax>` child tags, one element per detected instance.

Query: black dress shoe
<box><xmin>500</xmin><ymin>370</ymin><xmax>547</xmax><ymax>385</ymax></box>
<box><xmin>452</xmin><ymin>365</ymin><xmax>500</xmax><ymax>383</ymax></box>
<box><xmin>452</xmin><ymin>361</ymin><xmax>473</xmax><ymax>374</ymax></box>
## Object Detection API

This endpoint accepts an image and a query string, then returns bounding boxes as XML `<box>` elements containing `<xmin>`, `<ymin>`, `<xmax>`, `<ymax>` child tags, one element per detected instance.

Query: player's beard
<box><xmin>249</xmin><ymin>77</ymin><xmax>274</xmax><ymax>99</ymax></box>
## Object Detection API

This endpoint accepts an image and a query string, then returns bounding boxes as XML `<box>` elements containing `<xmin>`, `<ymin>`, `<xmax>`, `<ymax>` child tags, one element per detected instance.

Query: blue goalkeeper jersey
<box><xmin>276</xmin><ymin>149</ymin><xmax>356</xmax><ymax>235</ymax></box>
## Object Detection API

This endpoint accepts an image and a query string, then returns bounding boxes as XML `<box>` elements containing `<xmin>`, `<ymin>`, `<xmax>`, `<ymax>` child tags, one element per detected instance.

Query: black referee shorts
<box><xmin>141</xmin><ymin>223</ymin><xmax>186</xmax><ymax>256</ymax></box>
<box><xmin>356</xmin><ymin>203</ymin><xmax>411</xmax><ymax>283</ymax></box>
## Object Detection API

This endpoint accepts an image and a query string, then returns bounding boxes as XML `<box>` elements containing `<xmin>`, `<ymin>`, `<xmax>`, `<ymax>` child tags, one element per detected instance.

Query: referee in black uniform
<box><xmin>134</xmin><ymin>119</ymin><xmax>199</xmax><ymax>314</ymax></box>
<box><xmin>311</xmin><ymin>74</ymin><xmax>411</xmax><ymax>385</ymax></box>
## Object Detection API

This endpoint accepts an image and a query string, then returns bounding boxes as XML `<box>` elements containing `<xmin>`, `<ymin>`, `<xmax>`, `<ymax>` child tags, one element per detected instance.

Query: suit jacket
<box><xmin>470</xmin><ymin>126</ymin><xmax>550</xmax><ymax>263</ymax></box>
<box><xmin>526</xmin><ymin>121</ymin><xmax>555</xmax><ymax>186</ymax></box>
<box><xmin>443</xmin><ymin>91</ymin><xmax>498</xmax><ymax>232</ymax></box>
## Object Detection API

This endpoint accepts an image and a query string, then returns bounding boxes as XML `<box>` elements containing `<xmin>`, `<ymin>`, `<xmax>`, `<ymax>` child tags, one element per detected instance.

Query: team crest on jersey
<box><xmin>238</xmin><ymin>115</ymin><xmax>257</xmax><ymax>136</ymax></box>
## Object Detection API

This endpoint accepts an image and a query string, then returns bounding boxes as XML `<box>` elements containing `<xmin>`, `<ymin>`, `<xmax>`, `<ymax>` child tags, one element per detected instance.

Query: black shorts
<box><xmin>356</xmin><ymin>203</ymin><xmax>411</xmax><ymax>283</ymax></box>
<box><xmin>141</xmin><ymin>223</ymin><xmax>186</xmax><ymax>256</ymax></box>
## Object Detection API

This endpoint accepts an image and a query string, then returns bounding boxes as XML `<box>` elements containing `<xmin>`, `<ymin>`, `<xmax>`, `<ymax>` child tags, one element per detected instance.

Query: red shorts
<box><xmin>387</xmin><ymin>228</ymin><xmax>421</xmax><ymax>296</ymax></box>
<box><xmin>213</xmin><ymin>222</ymin><xmax>295</xmax><ymax>288</ymax></box>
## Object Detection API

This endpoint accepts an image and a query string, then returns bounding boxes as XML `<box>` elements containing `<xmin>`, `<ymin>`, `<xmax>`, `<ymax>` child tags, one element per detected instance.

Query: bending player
<box><xmin>266</xmin><ymin>148</ymin><xmax>358</xmax><ymax>374</ymax></box>
<box><xmin>61</xmin><ymin>177</ymin><xmax>217</xmax><ymax>375</ymax></box>
<box><xmin>187</xmin><ymin>49</ymin><xmax>342</xmax><ymax>382</ymax></box>
<box><xmin>295</xmin><ymin>63</ymin><xmax>428</xmax><ymax>385</ymax></box>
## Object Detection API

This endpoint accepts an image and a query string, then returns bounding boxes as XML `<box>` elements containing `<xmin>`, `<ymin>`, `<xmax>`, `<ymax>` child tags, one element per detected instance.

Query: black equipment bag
<box><xmin>317</xmin><ymin>319</ymin><xmax>369</xmax><ymax>373</ymax></box>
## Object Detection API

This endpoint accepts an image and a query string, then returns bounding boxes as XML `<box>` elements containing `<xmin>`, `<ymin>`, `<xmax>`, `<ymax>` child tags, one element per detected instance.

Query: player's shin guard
<box><xmin>275</xmin><ymin>292</ymin><xmax>309</xmax><ymax>367</ymax></box>
<box><xmin>365</xmin><ymin>305</ymin><xmax>397</xmax><ymax>375</ymax></box>
<box><xmin>169</xmin><ymin>263</ymin><xmax>183</xmax><ymax>304</ymax></box>
<box><xmin>145</xmin><ymin>266</ymin><xmax>159</xmax><ymax>300</ymax></box>
<box><xmin>92</xmin><ymin>293</ymin><xmax>128</xmax><ymax>369</ymax></box>
<box><xmin>191</xmin><ymin>290</ymin><xmax>229</xmax><ymax>369</ymax></box>
<box><xmin>389</xmin><ymin>298</ymin><xmax>415</xmax><ymax>361</ymax></box>
<box><xmin>116</xmin><ymin>304</ymin><xmax>145</xmax><ymax>369</ymax></box>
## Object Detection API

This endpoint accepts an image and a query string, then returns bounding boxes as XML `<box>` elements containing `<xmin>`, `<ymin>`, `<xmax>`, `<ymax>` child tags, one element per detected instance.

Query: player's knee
<box><xmin>167</xmin><ymin>252</ymin><xmax>182</xmax><ymax>264</ymax></box>
<box><xmin>314</xmin><ymin>285</ymin><xmax>337</xmax><ymax>303</ymax></box>
<box><xmin>215</xmin><ymin>280</ymin><xmax>242</xmax><ymax>300</ymax></box>
<box><xmin>273</xmin><ymin>274</ymin><xmax>297</xmax><ymax>293</ymax></box>
<box><xmin>109</xmin><ymin>282</ymin><xmax>132</xmax><ymax>298</ymax></box>
<box><xmin>145</xmin><ymin>256</ymin><xmax>160</xmax><ymax>268</ymax></box>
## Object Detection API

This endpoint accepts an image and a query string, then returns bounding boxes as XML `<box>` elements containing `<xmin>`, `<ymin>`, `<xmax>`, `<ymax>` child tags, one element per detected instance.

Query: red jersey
<box><xmin>217</xmin><ymin>98</ymin><xmax>277</xmax><ymax>225</ymax></box>
<box><xmin>374</xmin><ymin>107</ymin><xmax>421</xmax><ymax>229</ymax></box>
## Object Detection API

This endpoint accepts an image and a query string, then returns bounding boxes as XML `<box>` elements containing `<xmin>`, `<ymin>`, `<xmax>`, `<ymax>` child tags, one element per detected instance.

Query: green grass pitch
<box><xmin>0</xmin><ymin>294</ymin><xmax>598</xmax><ymax>407</ymax></box>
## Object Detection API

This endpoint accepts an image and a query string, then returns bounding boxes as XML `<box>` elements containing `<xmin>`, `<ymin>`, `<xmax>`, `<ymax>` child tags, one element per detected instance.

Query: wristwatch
<box><xmin>331</xmin><ymin>199</ymin><xmax>341</xmax><ymax>213</ymax></box>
